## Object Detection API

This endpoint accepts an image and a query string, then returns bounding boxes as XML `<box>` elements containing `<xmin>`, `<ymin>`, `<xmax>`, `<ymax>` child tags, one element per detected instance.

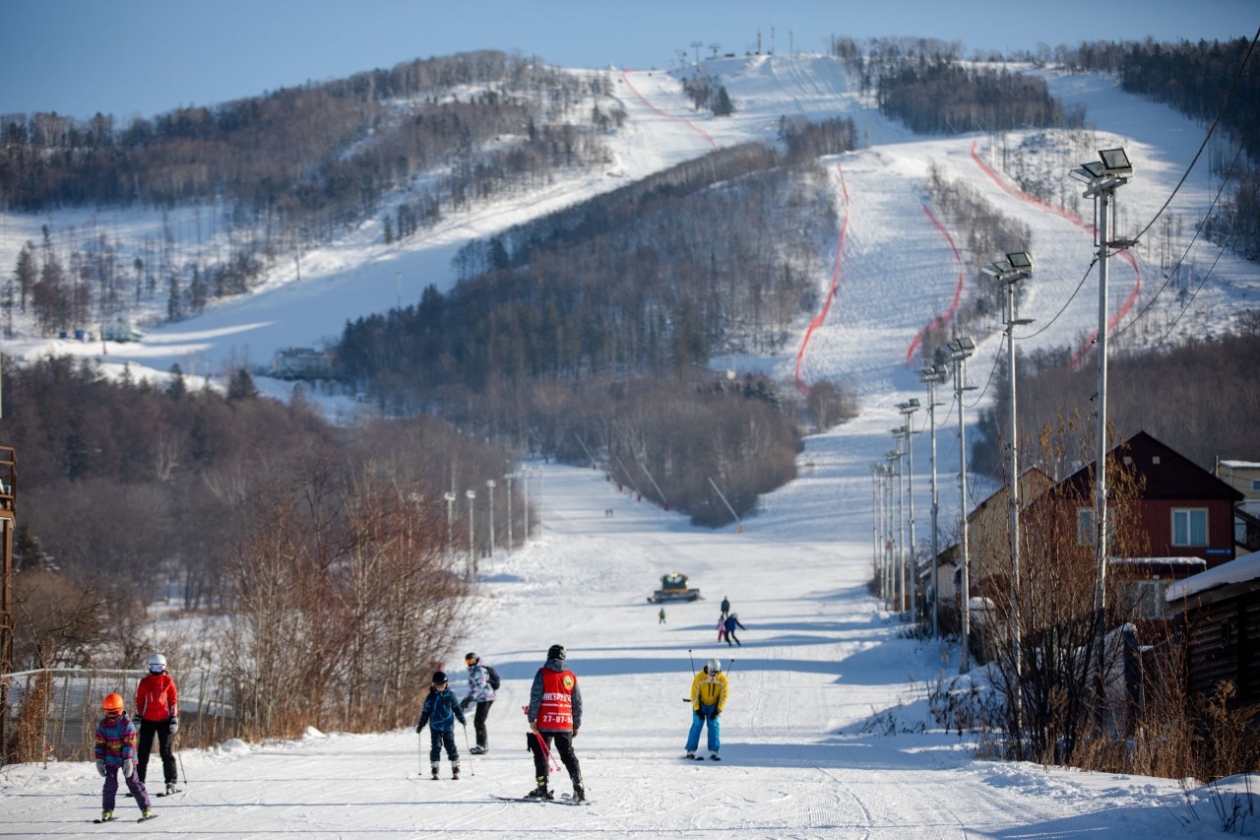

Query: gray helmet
<box><xmin>706</xmin><ymin>658</ymin><xmax>721</xmax><ymax>674</ymax></box>
<box><xmin>147</xmin><ymin>653</ymin><xmax>167</xmax><ymax>674</ymax></box>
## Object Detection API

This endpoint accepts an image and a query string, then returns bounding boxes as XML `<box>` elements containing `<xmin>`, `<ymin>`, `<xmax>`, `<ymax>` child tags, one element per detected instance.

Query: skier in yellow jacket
<box><xmin>685</xmin><ymin>658</ymin><xmax>728</xmax><ymax>760</ymax></box>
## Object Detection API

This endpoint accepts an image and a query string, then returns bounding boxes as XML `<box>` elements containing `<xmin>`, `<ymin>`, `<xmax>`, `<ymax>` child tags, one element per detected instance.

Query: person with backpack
<box><xmin>94</xmin><ymin>693</ymin><xmax>154</xmax><ymax>823</ymax></box>
<box><xmin>459</xmin><ymin>652</ymin><xmax>497</xmax><ymax>754</ymax></box>
<box><xmin>525</xmin><ymin>644</ymin><xmax>584</xmax><ymax>802</ymax></box>
<box><xmin>416</xmin><ymin>671</ymin><xmax>467</xmax><ymax>780</ymax></box>
<box><xmin>134</xmin><ymin>652</ymin><xmax>179</xmax><ymax>795</ymax></box>
<box><xmin>685</xmin><ymin>658</ymin><xmax>728</xmax><ymax>761</ymax></box>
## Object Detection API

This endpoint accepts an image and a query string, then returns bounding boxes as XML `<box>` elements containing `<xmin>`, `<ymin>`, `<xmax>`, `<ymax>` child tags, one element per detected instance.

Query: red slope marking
<box><xmin>969</xmin><ymin>141</ymin><xmax>1141</xmax><ymax>368</ymax></box>
<box><xmin>795</xmin><ymin>163</ymin><xmax>849</xmax><ymax>395</ymax></box>
<box><xmin>620</xmin><ymin>69</ymin><xmax>719</xmax><ymax>150</ymax></box>
<box><xmin>905</xmin><ymin>203</ymin><xmax>965</xmax><ymax>367</ymax></box>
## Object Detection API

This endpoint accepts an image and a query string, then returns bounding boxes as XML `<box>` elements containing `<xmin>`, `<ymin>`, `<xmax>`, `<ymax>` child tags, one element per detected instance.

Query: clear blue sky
<box><xmin>3</xmin><ymin>0</ymin><xmax>1256</xmax><ymax>120</ymax></box>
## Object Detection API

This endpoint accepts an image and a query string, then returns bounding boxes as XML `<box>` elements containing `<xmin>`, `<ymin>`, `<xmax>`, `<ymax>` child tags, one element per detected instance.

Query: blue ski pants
<box><xmin>685</xmin><ymin>704</ymin><xmax>720</xmax><ymax>754</ymax></box>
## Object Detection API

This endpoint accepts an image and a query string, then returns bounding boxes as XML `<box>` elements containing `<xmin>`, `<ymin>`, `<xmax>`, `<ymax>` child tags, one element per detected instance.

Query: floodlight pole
<box><xmin>506</xmin><ymin>474</ymin><xmax>514</xmax><ymax>554</ymax></box>
<box><xmin>921</xmin><ymin>361</ymin><xmax>947</xmax><ymax>638</ymax></box>
<box><xmin>466</xmin><ymin>489</ymin><xmax>477</xmax><ymax>579</ymax></box>
<box><xmin>891</xmin><ymin>439</ymin><xmax>905</xmax><ymax>613</ymax></box>
<box><xmin>898</xmin><ymin>400</ymin><xmax>920</xmax><ymax>618</ymax></box>
<box><xmin>1075</xmin><ymin>148</ymin><xmax>1132</xmax><ymax>712</ymax></box>
<box><xmin>443</xmin><ymin>491</ymin><xmax>456</xmax><ymax>553</ymax></box>
<box><xmin>486</xmin><ymin>479</ymin><xmax>496</xmax><ymax>560</ymax></box>
<box><xmin>871</xmin><ymin>465</ymin><xmax>881</xmax><ymax>587</ymax></box>
<box><xmin>948</xmin><ymin>337</ymin><xmax>976</xmax><ymax>674</ymax></box>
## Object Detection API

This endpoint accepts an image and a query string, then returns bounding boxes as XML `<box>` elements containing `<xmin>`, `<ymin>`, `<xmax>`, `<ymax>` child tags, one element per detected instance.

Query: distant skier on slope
<box><xmin>716</xmin><ymin>614</ymin><xmax>728</xmax><ymax>644</ymax></box>
<box><xmin>685</xmin><ymin>658</ymin><xmax>728</xmax><ymax>760</ymax></box>
<box><xmin>525</xmin><ymin>644</ymin><xmax>585</xmax><ymax>802</ymax></box>
<box><xmin>724</xmin><ymin>613</ymin><xmax>746</xmax><ymax>646</ymax></box>
<box><xmin>416</xmin><ymin>671</ymin><xmax>466</xmax><ymax>780</ymax></box>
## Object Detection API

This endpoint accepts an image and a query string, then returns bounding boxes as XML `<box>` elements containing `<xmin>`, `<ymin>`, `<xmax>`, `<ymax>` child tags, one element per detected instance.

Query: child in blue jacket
<box><xmin>415</xmin><ymin>671</ymin><xmax>467</xmax><ymax>779</ymax></box>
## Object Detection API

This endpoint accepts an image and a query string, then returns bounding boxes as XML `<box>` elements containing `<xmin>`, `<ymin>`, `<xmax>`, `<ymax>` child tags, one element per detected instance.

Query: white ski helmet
<box><xmin>706</xmin><ymin>658</ymin><xmax>721</xmax><ymax>674</ymax></box>
<box><xmin>147</xmin><ymin>653</ymin><xmax>167</xmax><ymax>673</ymax></box>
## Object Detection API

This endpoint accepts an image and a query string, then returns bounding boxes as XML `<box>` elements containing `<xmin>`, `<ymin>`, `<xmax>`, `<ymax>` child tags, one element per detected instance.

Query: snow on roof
<box><xmin>1108</xmin><ymin>556</ymin><xmax>1207</xmax><ymax>567</ymax></box>
<box><xmin>1218</xmin><ymin>460</ymin><xmax>1260</xmax><ymax>469</ymax></box>
<box><xmin>1165</xmin><ymin>550</ymin><xmax>1260</xmax><ymax>602</ymax></box>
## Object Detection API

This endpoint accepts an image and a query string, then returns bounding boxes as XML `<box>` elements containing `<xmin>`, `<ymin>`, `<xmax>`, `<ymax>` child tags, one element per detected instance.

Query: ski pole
<box><xmin>461</xmin><ymin>723</ymin><xmax>475</xmax><ymax>776</ymax></box>
<box><xmin>177</xmin><ymin>748</ymin><xmax>186</xmax><ymax>788</ymax></box>
<box><xmin>688</xmin><ymin>649</ymin><xmax>696</xmax><ymax>676</ymax></box>
<box><xmin>417</xmin><ymin>730</ymin><xmax>424</xmax><ymax>777</ymax></box>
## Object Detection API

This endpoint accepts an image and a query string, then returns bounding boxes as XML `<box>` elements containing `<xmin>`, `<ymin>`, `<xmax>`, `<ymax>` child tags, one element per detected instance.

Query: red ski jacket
<box><xmin>135</xmin><ymin>673</ymin><xmax>179</xmax><ymax>722</ymax></box>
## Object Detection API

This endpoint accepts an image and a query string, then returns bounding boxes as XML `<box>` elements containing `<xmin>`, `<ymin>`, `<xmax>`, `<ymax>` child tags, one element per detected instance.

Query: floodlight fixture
<box><xmin>1005</xmin><ymin>251</ymin><xmax>1033</xmax><ymax>271</ymax></box>
<box><xmin>946</xmin><ymin>336</ymin><xmax>975</xmax><ymax>358</ymax></box>
<box><xmin>1099</xmin><ymin>147</ymin><xmax>1132</xmax><ymax>175</ymax></box>
<box><xmin>981</xmin><ymin>260</ymin><xmax>1011</xmax><ymax>278</ymax></box>
<box><xmin>1080</xmin><ymin>160</ymin><xmax>1106</xmax><ymax>179</ymax></box>
<box><xmin>904</xmin><ymin>398</ymin><xmax>921</xmax><ymax>410</ymax></box>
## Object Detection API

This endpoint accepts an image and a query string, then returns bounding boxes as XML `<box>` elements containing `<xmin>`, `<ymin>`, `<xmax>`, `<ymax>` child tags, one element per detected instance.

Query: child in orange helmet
<box><xmin>93</xmin><ymin>693</ymin><xmax>154</xmax><ymax>823</ymax></box>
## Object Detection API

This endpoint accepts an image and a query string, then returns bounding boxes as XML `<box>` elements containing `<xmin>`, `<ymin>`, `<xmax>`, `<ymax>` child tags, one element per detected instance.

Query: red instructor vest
<box><xmin>537</xmin><ymin>668</ymin><xmax>577</xmax><ymax>731</ymax></box>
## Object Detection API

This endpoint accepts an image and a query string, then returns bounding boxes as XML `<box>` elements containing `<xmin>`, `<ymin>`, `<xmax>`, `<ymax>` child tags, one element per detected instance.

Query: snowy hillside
<box><xmin>3</xmin><ymin>461</ymin><xmax>1252</xmax><ymax>837</ymax></box>
<box><xmin>3</xmin><ymin>53</ymin><xmax>1259</xmax><ymax>836</ymax></box>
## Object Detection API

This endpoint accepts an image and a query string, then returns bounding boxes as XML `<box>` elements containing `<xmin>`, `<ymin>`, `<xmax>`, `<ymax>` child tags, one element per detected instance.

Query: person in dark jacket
<box><xmin>415</xmin><ymin>671</ymin><xmax>467</xmax><ymax>780</ymax></box>
<box><xmin>724</xmin><ymin>613</ymin><xmax>746</xmax><ymax>646</ymax></box>
<box><xmin>94</xmin><ymin>693</ymin><xmax>153</xmax><ymax>822</ymax></box>
<box><xmin>525</xmin><ymin>644</ymin><xmax>584</xmax><ymax>802</ymax></box>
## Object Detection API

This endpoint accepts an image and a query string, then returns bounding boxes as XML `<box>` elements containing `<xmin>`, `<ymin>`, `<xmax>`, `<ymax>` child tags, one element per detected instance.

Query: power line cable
<box><xmin>1013</xmin><ymin>257</ymin><xmax>1098</xmax><ymax>341</ymax></box>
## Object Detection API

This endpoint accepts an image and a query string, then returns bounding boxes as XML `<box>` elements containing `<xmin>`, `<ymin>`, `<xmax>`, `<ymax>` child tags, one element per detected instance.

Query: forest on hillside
<box><xmin>0</xmin><ymin>51</ymin><xmax>619</xmax><ymax>334</ymax></box>
<box><xmin>972</xmin><ymin>319</ymin><xmax>1260</xmax><ymax>480</ymax></box>
<box><xmin>0</xmin><ymin>356</ymin><xmax>515</xmax><ymax>669</ymax></box>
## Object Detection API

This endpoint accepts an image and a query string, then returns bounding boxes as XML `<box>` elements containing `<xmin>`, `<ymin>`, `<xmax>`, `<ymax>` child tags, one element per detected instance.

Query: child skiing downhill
<box><xmin>416</xmin><ymin>671</ymin><xmax>466</xmax><ymax>779</ymax></box>
<box><xmin>94</xmin><ymin>693</ymin><xmax>154</xmax><ymax>822</ymax></box>
<box><xmin>685</xmin><ymin>659</ymin><xmax>728</xmax><ymax>760</ymax></box>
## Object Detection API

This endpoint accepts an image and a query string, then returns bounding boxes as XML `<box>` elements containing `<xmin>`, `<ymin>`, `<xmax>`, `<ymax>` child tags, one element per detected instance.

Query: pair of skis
<box><xmin>490</xmin><ymin>793</ymin><xmax>589</xmax><ymax>806</ymax></box>
<box><xmin>93</xmin><ymin>813</ymin><xmax>158</xmax><ymax>824</ymax></box>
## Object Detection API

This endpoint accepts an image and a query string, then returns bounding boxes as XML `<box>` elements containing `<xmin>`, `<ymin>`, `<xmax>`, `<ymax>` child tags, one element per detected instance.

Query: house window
<box><xmin>1078</xmin><ymin>508</ymin><xmax>1118</xmax><ymax>549</ymax></box>
<box><xmin>1251</xmin><ymin>478</ymin><xmax>1260</xmax><ymax>491</ymax></box>
<box><xmin>1171</xmin><ymin>508</ymin><xmax>1208</xmax><ymax>546</ymax></box>
<box><xmin>1077</xmin><ymin>508</ymin><xmax>1115</xmax><ymax>548</ymax></box>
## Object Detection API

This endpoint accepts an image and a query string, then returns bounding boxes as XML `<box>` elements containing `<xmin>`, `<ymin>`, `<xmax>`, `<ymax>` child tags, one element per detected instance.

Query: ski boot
<box><xmin>571</xmin><ymin>775</ymin><xmax>586</xmax><ymax>803</ymax></box>
<box><xmin>525</xmin><ymin>776</ymin><xmax>553</xmax><ymax>800</ymax></box>
<box><xmin>100</xmin><ymin>811</ymin><xmax>115</xmax><ymax>823</ymax></box>
<box><xmin>685</xmin><ymin>751</ymin><xmax>695</xmax><ymax>759</ymax></box>
<box><xmin>710</xmin><ymin>752</ymin><xmax>721</xmax><ymax>761</ymax></box>
<box><xmin>431</xmin><ymin>764</ymin><xmax>440</xmax><ymax>781</ymax></box>
<box><xmin>166</xmin><ymin>782</ymin><xmax>177</xmax><ymax>796</ymax></box>
<box><xmin>141</xmin><ymin>808</ymin><xmax>155</xmax><ymax>820</ymax></box>
<box><xmin>470</xmin><ymin>744</ymin><xmax>487</xmax><ymax>755</ymax></box>
<box><xmin>451</xmin><ymin>766</ymin><xmax>461</xmax><ymax>780</ymax></box>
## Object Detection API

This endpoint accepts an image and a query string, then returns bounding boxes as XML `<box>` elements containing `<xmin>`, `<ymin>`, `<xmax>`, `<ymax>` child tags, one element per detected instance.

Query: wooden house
<box><xmin>1164</xmin><ymin>550</ymin><xmax>1260</xmax><ymax>708</ymax></box>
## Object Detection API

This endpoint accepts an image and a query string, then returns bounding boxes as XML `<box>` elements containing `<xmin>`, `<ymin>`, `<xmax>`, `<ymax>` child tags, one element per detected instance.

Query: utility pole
<box><xmin>486</xmin><ymin>479</ymin><xmax>496</xmax><ymax>560</ymax></box>
<box><xmin>983</xmin><ymin>252</ymin><xmax>1034</xmax><ymax>744</ymax></box>
<box><xmin>465</xmin><ymin>489</ymin><xmax>477</xmax><ymax>578</ymax></box>
<box><xmin>946</xmin><ymin>337</ymin><xmax>976</xmax><ymax>673</ymax></box>
<box><xmin>443</xmin><ymin>491</ymin><xmax>456</xmax><ymax>553</ymax></box>
<box><xmin>506</xmin><ymin>474</ymin><xmax>514</xmax><ymax>554</ymax></box>
<box><xmin>898</xmin><ymin>400</ymin><xmax>921</xmax><ymax>617</ymax></box>
<box><xmin>1072</xmin><ymin>148</ymin><xmax>1133</xmax><ymax>711</ymax></box>
<box><xmin>921</xmin><ymin>357</ymin><xmax>948</xmax><ymax>637</ymax></box>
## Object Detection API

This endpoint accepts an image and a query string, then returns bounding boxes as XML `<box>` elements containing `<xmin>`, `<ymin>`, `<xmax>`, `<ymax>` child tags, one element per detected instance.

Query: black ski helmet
<box><xmin>432</xmin><ymin>670</ymin><xmax>448</xmax><ymax>686</ymax></box>
<box><xmin>547</xmin><ymin>644</ymin><xmax>566</xmax><ymax>662</ymax></box>
<box><xmin>464</xmin><ymin>652</ymin><xmax>478</xmax><ymax>664</ymax></box>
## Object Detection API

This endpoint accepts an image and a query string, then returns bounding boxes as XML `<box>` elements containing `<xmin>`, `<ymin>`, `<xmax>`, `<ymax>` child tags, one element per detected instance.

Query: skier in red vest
<box><xmin>525</xmin><ymin>644</ymin><xmax>584</xmax><ymax>802</ymax></box>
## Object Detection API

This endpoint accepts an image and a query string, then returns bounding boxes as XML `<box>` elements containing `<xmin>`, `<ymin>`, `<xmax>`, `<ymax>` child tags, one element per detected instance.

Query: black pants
<box><xmin>428</xmin><ymin>728</ymin><xmax>459</xmax><ymax>767</ymax></box>
<box><xmin>137</xmin><ymin>719</ymin><xmax>176</xmax><ymax>786</ymax></box>
<box><xmin>726</xmin><ymin>629</ymin><xmax>740</xmax><ymax>646</ymax></box>
<box><xmin>473</xmin><ymin>700</ymin><xmax>493</xmax><ymax>748</ymax></box>
<box><xmin>527</xmin><ymin>730</ymin><xmax>581</xmax><ymax>784</ymax></box>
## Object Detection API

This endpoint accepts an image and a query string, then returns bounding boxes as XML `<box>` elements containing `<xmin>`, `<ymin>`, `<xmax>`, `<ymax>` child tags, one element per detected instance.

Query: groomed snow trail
<box><xmin>2</xmin><ymin>462</ymin><xmax>1215</xmax><ymax>838</ymax></box>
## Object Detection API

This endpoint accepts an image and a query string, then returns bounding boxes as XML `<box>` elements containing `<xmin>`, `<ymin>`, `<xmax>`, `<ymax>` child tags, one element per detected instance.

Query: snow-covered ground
<box><xmin>2</xmin><ymin>459</ymin><xmax>1252</xmax><ymax>837</ymax></box>
<box><xmin>3</xmin><ymin>53</ymin><xmax>1260</xmax><ymax>837</ymax></box>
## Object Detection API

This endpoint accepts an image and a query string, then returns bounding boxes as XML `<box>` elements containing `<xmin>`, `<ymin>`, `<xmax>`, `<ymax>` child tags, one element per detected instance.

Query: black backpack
<box><xmin>485</xmin><ymin>665</ymin><xmax>501</xmax><ymax>690</ymax></box>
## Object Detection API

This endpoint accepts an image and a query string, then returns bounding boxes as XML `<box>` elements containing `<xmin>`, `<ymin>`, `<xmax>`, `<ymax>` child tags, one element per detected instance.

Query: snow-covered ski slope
<box><xmin>1</xmin><ymin>462</ymin><xmax>1249</xmax><ymax>837</ymax></box>
<box><xmin>3</xmin><ymin>54</ymin><xmax>1260</xmax><ymax>837</ymax></box>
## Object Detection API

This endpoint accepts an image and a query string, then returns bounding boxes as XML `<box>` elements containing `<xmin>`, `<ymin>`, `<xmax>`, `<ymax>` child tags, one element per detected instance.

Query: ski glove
<box><xmin>96</xmin><ymin>759</ymin><xmax>107</xmax><ymax>777</ymax></box>
<box><xmin>459</xmin><ymin>696</ymin><xmax>473</xmax><ymax>710</ymax></box>
<box><xmin>415</xmin><ymin>724</ymin><xmax>423</xmax><ymax>733</ymax></box>
<box><xmin>168</xmin><ymin>717</ymin><xmax>179</xmax><ymax>735</ymax></box>
<box><xmin>122</xmin><ymin>758</ymin><xmax>134</xmax><ymax>778</ymax></box>
<box><xmin>712</xmin><ymin>711</ymin><xmax>720</xmax><ymax>719</ymax></box>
